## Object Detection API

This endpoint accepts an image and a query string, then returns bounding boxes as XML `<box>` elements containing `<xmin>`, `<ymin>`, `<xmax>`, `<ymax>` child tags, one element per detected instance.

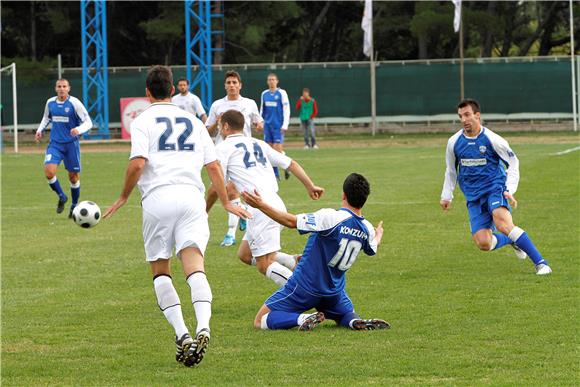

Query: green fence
<box><xmin>0</xmin><ymin>57</ymin><xmax>574</xmax><ymax>126</ymax></box>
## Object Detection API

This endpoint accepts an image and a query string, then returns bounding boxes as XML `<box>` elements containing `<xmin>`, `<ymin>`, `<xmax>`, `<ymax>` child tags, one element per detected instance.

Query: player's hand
<box><xmin>374</xmin><ymin>221</ymin><xmax>384</xmax><ymax>245</ymax></box>
<box><xmin>70</xmin><ymin>128</ymin><xmax>80</xmax><ymax>136</ymax></box>
<box><xmin>307</xmin><ymin>185</ymin><xmax>325</xmax><ymax>200</ymax></box>
<box><xmin>440</xmin><ymin>200</ymin><xmax>452</xmax><ymax>212</ymax></box>
<box><xmin>34</xmin><ymin>132</ymin><xmax>43</xmax><ymax>142</ymax></box>
<box><xmin>241</xmin><ymin>189</ymin><xmax>262</xmax><ymax>209</ymax></box>
<box><xmin>255</xmin><ymin>121</ymin><xmax>264</xmax><ymax>131</ymax></box>
<box><xmin>103</xmin><ymin>197</ymin><xmax>127</xmax><ymax>219</ymax></box>
<box><xmin>504</xmin><ymin>191</ymin><xmax>518</xmax><ymax>209</ymax></box>
<box><xmin>224</xmin><ymin>201</ymin><xmax>252</xmax><ymax>220</ymax></box>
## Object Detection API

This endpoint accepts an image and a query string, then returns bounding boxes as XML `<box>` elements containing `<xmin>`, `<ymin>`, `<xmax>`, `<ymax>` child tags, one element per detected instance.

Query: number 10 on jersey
<box><xmin>328</xmin><ymin>238</ymin><xmax>362</xmax><ymax>271</ymax></box>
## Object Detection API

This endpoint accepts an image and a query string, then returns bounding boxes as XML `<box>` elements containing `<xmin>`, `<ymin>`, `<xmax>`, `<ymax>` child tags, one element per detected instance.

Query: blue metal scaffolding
<box><xmin>80</xmin><ymin>0</ymin><xmax>109</xmax><ymax>139</ymax></box>
<box><xmin>185</xmin><ymin>0</ymin><xmax>218</xmax><ymax>111</ymax></box>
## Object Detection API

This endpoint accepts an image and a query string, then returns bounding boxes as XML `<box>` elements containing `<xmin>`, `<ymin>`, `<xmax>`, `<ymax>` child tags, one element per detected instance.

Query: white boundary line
<box><xmin>553</xmin><ymin>146</ymin><xmax>580</xmax><ymax>156</ymax></box>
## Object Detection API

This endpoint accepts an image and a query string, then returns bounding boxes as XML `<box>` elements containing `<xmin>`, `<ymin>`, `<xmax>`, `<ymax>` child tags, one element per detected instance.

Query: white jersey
<box><xmin>206</xmin><ymin>96</ymin><xmax>263</xmax><ymax>141</ymax></box>
<box><xmin>215</xmin><ymin>133</ymin><xmax>291</xmax><ymax>196</ymax></box>
<box><xmin>171</xmin><ymin>92</ymin><xmax>206</xmax><ymax>118</ymax></box>
<box><xmin>129</xmin><ymin>102</ymin><xmax>217</xmax><ymax>199</ymax></box>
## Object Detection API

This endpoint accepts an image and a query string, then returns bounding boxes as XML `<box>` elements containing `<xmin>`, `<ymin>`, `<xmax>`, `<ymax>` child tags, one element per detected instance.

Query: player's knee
<box><xmin>253</xmin><ymin>315</ymin><xmax>262</xmax><ymax>329</ymax></box>
<box><xmin>68</xmin><ymin>173</ymin><xmax>79</xmax><ymax>183</ymax></box>
<box><xmin>238</xmin><ymin>253</ymin><xmax>252</xmax><ymax>266</ymax></box>
<box><xmin>475</xmin><ymin>238</ymin><xmax>492</xmax><ymax>251</ymax></box>
<box><xmin>495</xmin><ymin>223</ymin><xmax>513</xmax><ymax>236</ymax></box>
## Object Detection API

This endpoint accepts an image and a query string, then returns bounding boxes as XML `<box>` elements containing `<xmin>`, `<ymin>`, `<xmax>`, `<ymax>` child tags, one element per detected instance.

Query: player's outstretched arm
<box><xmin>242</xmin><ymin>190</ymin><xmax>297</xmax><ymax>228</ymax></box>
<box><xmin>440</xmin><ymin>200</ymin><xmax>452</xmax><ymax>212</ymax></box>
<box><xmin>205</xmin><ymin>184</ymin><xmax>218</xmax><ymax>213</ymax></box>
<box><xmin>104</xmin><ymin>157</ymin><xmax>146</xmax><ymax>219</ymax></box>
<box><xmin>206</xmin><ymin>160</ymin><xmax>251</xmax><ymax>219</ymax></box>
<box><xmin>286</xmin><ymin>160</ymin><xmax>324</xmax><ymax>200</ymax></box>
<box><xmin>503</xmin><ymin>191</ymin><xmax>518</xmax><ymax>209</ymax></box>
<box><xmin>373</xmin><ymin>221</ymin><xmax>384</xmax><ymax>246</ymax></box>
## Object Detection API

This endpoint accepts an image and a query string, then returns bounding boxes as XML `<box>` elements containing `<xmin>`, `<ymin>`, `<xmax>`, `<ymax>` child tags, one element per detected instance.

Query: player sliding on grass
<box><xmin>104</xmin><ymin>65</ymin><xmax>250</xmax><ymax>367</ymax></box>
<box><xmin>207</xmin><ymin>109</ymin><xmax>324</xmax><ymax>288</ymax></box>
<box><xmin>440</xmin><ymin>98</ymin><xmax>552</xmax><ymax>275</ymax></box>
<box><xmin>242</xmin><ymin>173</ymin><xmax>390</xmax><ymax>331</ymax></box>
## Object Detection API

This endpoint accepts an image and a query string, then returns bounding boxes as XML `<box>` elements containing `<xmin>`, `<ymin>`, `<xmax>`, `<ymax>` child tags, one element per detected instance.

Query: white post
<box><xmin>58</xmin><ymin>53</ymin><xmax>62</xmax><ymax>79</ymax></box>
<box><xmin>571</xmin><ymin>0</ymin><xmax>577</xmax><ymax>131</ymax></box>
<box><xmin>370</xmin><ymin>50</ymin><xmax>377</xmax><ymax>136</ymax></box>
<box><xmin>577</xmin><ymin>55</ymin><xmax>579</xmax><ymax>126</ymax></box>
<box><xmin>12</xmin><ymin>63</ymin><xmax>18</xmax><ymax>153</ymax></box>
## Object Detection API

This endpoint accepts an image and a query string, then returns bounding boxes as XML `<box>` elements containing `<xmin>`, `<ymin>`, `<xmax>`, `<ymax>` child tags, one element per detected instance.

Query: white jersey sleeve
<box><xmin>37</xmin><ymin>99</ymin><xmax>52</xmax><ymax>134</ymax></box>
<box><xmin>486</xmin><ymin>129</ymin><xmax>520</xmax><ymax>194</ymax></box>
<box><xmin>205</xmin><ymin>101</ymin><xmax>218</xmax><ymax>129</ymax></box>
<box><xmin>70</xmin><ymin>97</ymin><xmax>93</xmax><ymax>134</ymax></box>
<box><xmin>264</xmin><ymin>141</ymin><xmax>292</xmax><ymax>169</ymax></box>
<box><xmin>200</xmin><ymin>123</ymin><xmax>218</xmax><ymax>165</ymax></box>
<box><xmin>296</xmin><ymin>208</ymin><xmax>350</xmax><ymax>234</ymax></box>
<box><xmin>129</xmin><ymin>121</ymin><xmax>150</xmax><ymax>160</ymax></box>
<box><xmin>249</xmin><ymin>99</ymin><xmax>264</xmax><ymax>125</ymax></box>
<box><xmin>191</xmin><ymin>94</ymin><xmax>206</xmax><ymax>117</ymax></box>
<box><xmin>441</xmin><ymin>131</ymin><xmax>461</xmax><ymax>201</ymax></box>
<box><xmin>259</xmin><ymin>90</ymin><xmax>266</xmax><ymax>116</ymax></box>
<box><xmin>362</xmin><ymin>219</ymin><xmax>378</xmax><ymax>254</ymax></box>
<box><xmin>280</xmin><ymin>89</ymin><xmax>290</xmax><ymax>130</ymax></box>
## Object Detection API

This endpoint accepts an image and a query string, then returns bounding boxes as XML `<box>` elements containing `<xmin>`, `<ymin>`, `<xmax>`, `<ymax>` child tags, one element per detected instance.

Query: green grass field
<box><xmin>2</xmin><ymin>133</ymin><xmax>579</xmax><ymax>386</ymax></box>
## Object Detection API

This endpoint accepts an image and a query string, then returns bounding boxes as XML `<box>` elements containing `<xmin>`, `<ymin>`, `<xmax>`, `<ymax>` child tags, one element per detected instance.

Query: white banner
<box><xmin>362</xmin><ymin>0</ymin><xmax>373</xmax><ymax>57</ymax></box>
<box><xmin>452</xmin><ymin>0</ymin><xmax>462</xmax><ymax>33</ymax></box>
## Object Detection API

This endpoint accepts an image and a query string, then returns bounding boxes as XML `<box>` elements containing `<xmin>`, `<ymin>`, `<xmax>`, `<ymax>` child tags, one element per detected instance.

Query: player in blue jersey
<box><xmin>260</xmin><ymin>73</ymin><xmax>290</xmax><ymax>180</ymax></box>
<box><xmin>242</xmin><ymin>173</ymin><xmax>390</xmax><ymax>331</ymax></box>
<box><xmin>35</xmin><ymin>79</ymin><xmax>92</xmax><ymax>218</ymax></box>
<box><xmin>440</xmin><ymin>99</ymin><xmax>552</xmax><ymax>275</ymax></box>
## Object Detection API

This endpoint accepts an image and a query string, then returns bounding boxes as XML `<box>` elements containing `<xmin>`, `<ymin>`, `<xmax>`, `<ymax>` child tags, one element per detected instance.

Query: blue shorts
<box><xmin>265</xmin><ymin>282</ymin><xmax>354</xmax><ymax>322</ymax></box>
<box><xmin>467</xmin><ymin>187</ymin><xmax>511</xmax><ymax>234</ymax></box>
<box><xmin>44</xmin><ymin>141</ymin><xmax>81</xmax><ymax>173</ymax></box>
<box><xmin>264</xmin><ymin>123</ymin><xmax>283</xmax><ymax>144</ymax></box>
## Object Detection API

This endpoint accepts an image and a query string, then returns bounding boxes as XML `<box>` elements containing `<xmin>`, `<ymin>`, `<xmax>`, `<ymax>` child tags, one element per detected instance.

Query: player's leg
<box><xmin>68</xmin><ymin>172</ymin><xmax>80</xmax><ymax>218</ymax></box>
<box><xmin>468</xmin><ymin>198</ymin><xmax>511</xmax><ymax>251</ymax></box>
<box><xmin>63</xmin><ymin>140</ymin><xmax>82</xmax><ymax>217</ymax></box>
<box><xmin>239</xmin><ymin>240</ymin><xmax>299</xmax><ymax>270</ymax></box>
<box><xmin>255</xmin><ymin>252</ymin><xmax>292</xmax><ymax>287</ymax></box>
<box><xmin>309</xmin><ymin>120</ymin><xmax>318</xmax><ymax>149</ymax></box>
<box><xmin>492</xmin><ymin>206</ymin><xmax>551</xmax><ymax>274</ymax></box>
<box><xmin>301</xmin><ymin>120</ymin><xmax>310</xmax><ymax>149</ymax></box>
<box><xmin>44</xmin><ymin>143</ymin><xmax>67</xmax><ymax>213</ymax></box>
<box><xmin>264</xmin><ymin>125</ymin><xmax>280</xmax><ymax>179</ymax></box>
<box><xmin>320</xmin><ymin>291</ymin><xmax>390</xmax><ymax>331</ymax></box>
<box><xmin>222</xmin><ymin>183</ymin><xmax>243</xmax><ymax>246</ymax></box>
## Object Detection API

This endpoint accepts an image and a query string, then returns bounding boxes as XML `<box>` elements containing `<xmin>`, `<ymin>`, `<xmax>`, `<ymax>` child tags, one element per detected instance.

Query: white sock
<box><xmin>186</xmin><ymin>272</ymin><xmax>212</xmax><ymax>334</ymax></box>
<box><xmin>153</xmin><ymin>275</ymin><xmax>189</xmax><ymax>338</ymax></box>
<box><xmin>490</xmin><ymin>235</ymin><xmax>498</xmax><ymax>251</ymax></box>
<box><xmin>70</xmin><ymin>180</ymin><xmax>80</xmax><ymax>189</ymax></box>
<box><xmin>251</xmin><ymin>257</ymin><xmax>257</xmax><ymax>266</ymax></box>
<box><xmin>508</xmin><ymin>226</ymin><xmax>525</xmax><ymax>243</ymax></box>
<box><xmin>226</xmin><ymin>199</ymin><xmax>241</xmax><ymax>238</ymax></box>
<box><xmin>275</xmin><ymin>252</ymin><xmax>296</xmax><ymax>270</ymax></box>
<box><xmin>265</xmin><ymin>262</ymin><xmax>292</xmax><ymax>287</ymax></box>
<box><xmin>297</xmin><ymin>313</ymin><xmax>315</xmax><ymax>326</ymax></box>
<box><xmin>260</xmin><ymin>314</ymin><xmax>269</xmax><ymax>330</ymax></box>
<box><xmin>48</xmin><ymin>176</ymin><xmax>57</xmax><ymax>184</ymax></box>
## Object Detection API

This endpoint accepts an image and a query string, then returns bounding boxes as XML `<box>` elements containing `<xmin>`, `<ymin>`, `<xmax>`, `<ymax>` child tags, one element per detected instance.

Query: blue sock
<box><xmin>48</xmin><ymin>177</ymin><xmax>66</xmax><ymax>200</ymax></box>
<box><xmin>266</xmin><ymin>311</ymin><xmax>300</xmax><ymax>329</ymax></box>
<box><xmin>339</xmin><ymin>311</ymin><xmax>360</xmax><ymax>328</ymax></box>
<box><xmin>71</xmin><ymin>181</ymin><xmax>80</xmax><ymax>208</ymax></box>
<box><xmin>492</xmin><ymin>233</ymin><xmax>512</xmax><ymax>250</ymax></box>
<box><xmin>273</xmin><ymin>167</ymin><xmax>279</xmax><ymax>179</ymax></box>
<box><xmin>509</xmin><ymin>227</ymin><xmax>547</xmax><ymax>266</ymax></box>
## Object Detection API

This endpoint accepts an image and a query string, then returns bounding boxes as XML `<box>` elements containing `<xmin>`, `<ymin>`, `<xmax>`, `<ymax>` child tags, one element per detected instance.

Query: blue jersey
<box><xmin>441</xmin><ymin>127</ymin><xmax>520</xmax><ymax>202</ymax></box>
<box><xmin>36</xmin><ymin>96</ymin><xmax>92</xmax><ymax>143</ymax></box>
<box><xmin>288</xmin><ymin>208</ymin><xmax>378</xmax><ymax>296</ymax></box>
<box><xmin>260</xmin><ymin>88</ymin><xmax>290</xmax><ymax>130</ymax></box>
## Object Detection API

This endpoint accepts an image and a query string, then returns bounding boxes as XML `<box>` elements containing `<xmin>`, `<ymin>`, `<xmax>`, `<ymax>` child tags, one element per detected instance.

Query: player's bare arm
<box><xmin>103</xmin><ymin>157</ymin><xmax>146</xmax><ymax>219</ymax></box>
<box><xmin>205</xmin><ymin>184</ymin><xmax>218</xmax><ymax>213</ymax></box>
<box><xmin>286</xmin><ymin>160</ymin><xmax>324</xmax><ymax>200</ymax></box>
<box><xmin>374</xmin><ymin>221</ymin><xmax>384</xmax><ymax>246</ymax></box>
<box><xmin>241</xmin><ymin>190</ymin><xmax>297</xmax><ymax>228</ymax></box>
<box><xmin>206</xmin><ymin>160</ymin><xmax>251</xmax><ymax>219</ymax></box>
<box><xmin>440</xmin><ymin>199</ymin><xmax>452</xmax><ymax>211</ymax></box>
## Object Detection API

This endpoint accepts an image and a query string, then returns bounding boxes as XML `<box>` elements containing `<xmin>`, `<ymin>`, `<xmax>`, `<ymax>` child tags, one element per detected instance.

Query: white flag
<box><xmin>362</xmin><ymin>0</ymin><xmax>373</xmax><ymax>57</ymax></box>
<box><xmin>452</xmin><ymin>0</ymin><xmax>461</xmax><ymax>33</ymax></box>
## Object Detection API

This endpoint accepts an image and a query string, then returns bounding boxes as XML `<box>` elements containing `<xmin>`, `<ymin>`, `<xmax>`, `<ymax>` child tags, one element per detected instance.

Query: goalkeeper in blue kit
<box><xmin>440</xmin><ymin>99</ymin><xmax>551</xmax><ymax>275</ymax></box>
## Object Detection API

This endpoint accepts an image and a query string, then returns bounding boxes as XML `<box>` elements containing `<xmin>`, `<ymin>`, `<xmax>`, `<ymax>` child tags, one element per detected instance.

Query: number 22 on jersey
<box><xmin>157</xmin><ymin>116</ymin><xmax>195</xmax><ymax>151</ymax></box>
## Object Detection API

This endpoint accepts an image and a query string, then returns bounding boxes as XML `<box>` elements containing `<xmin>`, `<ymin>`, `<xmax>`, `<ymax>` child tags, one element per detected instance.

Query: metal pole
<box><xmin>58</xmin><ymin>53</ymin><xmax>62</xmax><ymax>79</ymax></box>
<box><xmin>570</xmin><ymin>0</ymin><xmax>577</xmax><ymax>131</ymax></box>
<box><xmin>12</xmin><ymin>63</ymin><xmax>18</xmax><ymax>153</ymax></box>
<box><xmin>459</xmin><ymin>5</ymin><xmax>464</xmax><ymax>100</ymax></box>
<box><xmin>577</xmin><ymin>55</ymin><xmax>579</xmax><ymax>126</ymax></box>
<box><xmin>370</xmin><ymin>1</ymin><xmax>376</xmax><ymax>137</ymax></box>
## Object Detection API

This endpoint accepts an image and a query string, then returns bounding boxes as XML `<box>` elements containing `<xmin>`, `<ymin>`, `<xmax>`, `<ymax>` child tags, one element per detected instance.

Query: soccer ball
<box><xmin>72</xmin><ymin>201</ymin><xmax>101</xmax><ymax>228</ymax></box>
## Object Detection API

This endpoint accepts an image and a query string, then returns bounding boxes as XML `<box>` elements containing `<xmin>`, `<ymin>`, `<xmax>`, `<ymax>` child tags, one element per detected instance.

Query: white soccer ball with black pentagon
<box><xmin>72</xmin><ymin>201</ymin><xmax>101</xmax><ymax>228</ymax></box>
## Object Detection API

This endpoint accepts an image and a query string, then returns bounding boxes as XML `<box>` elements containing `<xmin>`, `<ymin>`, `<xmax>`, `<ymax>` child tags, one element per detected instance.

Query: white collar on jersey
<box><xmin>225</xmin><ymin>133</ymin><xmax>244</xmax><ymax>139</ymax></box>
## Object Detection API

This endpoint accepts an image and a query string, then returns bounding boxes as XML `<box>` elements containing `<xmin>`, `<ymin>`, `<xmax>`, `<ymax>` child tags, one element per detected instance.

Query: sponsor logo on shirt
<box><xmin>460</xmin><ymin>158</ymin><xmax>487</xmax><ymax>167</ymax></box>
<box><xmin>265</xmin><ymin>101</ymin><xmax>278</xmax><ymax>107</ymax></box>
<box><xmin>507</xmin><ymin>150</ymin><xmax>515</xmax><ymax>157</ymax></box>
<box><xmin>479</xmin><ymin>145</ymin><xmax>486</xmax><ymax>154</ymax></box>
<box><xmin>65</xmin><ymin>107</ymin><xmax>70</xmax><ymax>113</ymax></box>
<box><xmin>53</xmin><ymin>116</ymin><xmax>70</xmax><ymax>123</ymax></box>
<box><xmin>339</xmin><ymin>226</ymin><xmax>368</xmax><ymax>240</ymax></box>
<box><xmin>305</xmin><ymin>213</ymin><xmax>316</xmax><ymax>226</ymax></box>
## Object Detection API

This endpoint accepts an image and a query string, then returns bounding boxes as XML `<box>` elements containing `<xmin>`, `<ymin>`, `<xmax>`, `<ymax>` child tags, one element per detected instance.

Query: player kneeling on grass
<box><xmin>103</xmin><ymin>65</ymin><xmax>250</xmax><ymax>367</ymax></box>
<box><xmin>242</xmin><ymin>173</ymin><xmax>390</xmax><ymax>331</ymax></box>
<box><xmin>207</xmin><ymin>109</ymin><xmax>324</xmax><ymax>288</ymax></box>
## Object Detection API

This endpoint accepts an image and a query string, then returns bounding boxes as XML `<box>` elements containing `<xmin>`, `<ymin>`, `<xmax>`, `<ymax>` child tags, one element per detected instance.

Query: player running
<box><xmin>205</xmin><ymin>70</ymin><xmax>264</xmax><ymax>247</ymax></box>
<box><xmin>171</xmin><ymin>77</ymin><xmax>207</xmax><ymax>123</ymax></box>
<box><xmin>104</xmin><ymin>65</ymin><xmax>250</xmax><ymax>367</ymax></box>
<box><xmin>242</xmin><ymin>173</ymin><xmax>389</xmax><ymax>331</ymax></box>
<box><xmin>208</xmin><ymin>109</ymin><xmax>324</xmax><ymax>288</ymax></box>
<box><xmin>35</xmin><ymin>79</ymin><xmax>92</xmax><ymax>218</ymax></box>
<box><xmin>440</xmin><ymin>98</ymin><xmax>552</xmax><ymax>275</ymax></box>
<box><xmin>260</xmin><ymin>73</ymin><xmax>291</xmax><ymax>180</ymax></box>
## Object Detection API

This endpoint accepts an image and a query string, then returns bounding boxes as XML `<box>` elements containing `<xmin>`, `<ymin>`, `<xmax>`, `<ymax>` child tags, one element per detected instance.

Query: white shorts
<box><xmin>141</xmin><ymin>186</ymin><xmax>209</xmax><ymax>261</ymax></box>
<box><xmin>243</xmin><ymin>193</ymin><xmax>286</xmax><ymax>257</ymax></box>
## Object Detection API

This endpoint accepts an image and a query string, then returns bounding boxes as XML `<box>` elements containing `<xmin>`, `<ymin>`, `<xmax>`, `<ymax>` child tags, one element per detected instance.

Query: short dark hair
<box><xmin>220</xmin><ymin>109</ymin><xmax>245</xmax><ymax>131</ymax></box>
<box><xmin>177</xmin><ymin>77</ymin><xmax>189</xmax><ymax>85</ymax></box>
<box><xmin>225</xmin><ymin>70</ymin><xmax>242</xmax><ymax>83</ymax></box>
<box><xmin>457</xmin><ymin>98</ymin><xmax>480</xmax><ymax>114</ymax></box>
<box><xmin>146</xmin><ymin>65</ymin><xmax>173</xmax><ymax>99</ymax></box>
<box><xmin>55</xmin><ymin>78</ymin><xmax>70</xmax><ymax>86</ymax></box>
<box><xmin>343</xmin><ymin>173</ymin><xmax>370</xmax><ymax>209</ymax></box>
<box><xmin>302</xmin><ymin>88</ymin><xmax>310</xmax><ymax>93</ymax></box>
<box><xmin>267</xmin><ymin>73</ymin><xmax>278</xmax><ymax>79</ymax></box>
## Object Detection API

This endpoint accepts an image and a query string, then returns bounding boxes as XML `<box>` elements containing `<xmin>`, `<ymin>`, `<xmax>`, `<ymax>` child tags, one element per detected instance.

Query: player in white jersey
<box><xmin>205</xmin><ymin>70</ymin><xmax>264</xmax><ymax>247</ymax></box>
<box><xmin>103</xmin><ymin>66</ymin><xmax>250</xmax><ymax>367</ymax></box>
<box><xmin>210</xmin><ymin>110</ymin><xmax>324</xmax><ymax>288</ymax></box>
<box><xmin>171</xmin><ymin>78</ymin><xmax>207</xmax><ymax>123</ymax></box>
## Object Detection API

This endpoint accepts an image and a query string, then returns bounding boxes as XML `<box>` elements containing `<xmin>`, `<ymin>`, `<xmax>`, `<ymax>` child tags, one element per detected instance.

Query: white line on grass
<box><xmin>553</xmin><ymin>146</ymin><xmax>580</xmax><ymax>156</ymax></box>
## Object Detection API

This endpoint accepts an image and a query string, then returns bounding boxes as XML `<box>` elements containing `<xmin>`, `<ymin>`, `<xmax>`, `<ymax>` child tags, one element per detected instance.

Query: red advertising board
<box><xmin>120</xmin><ymin>97</ymin><xmax>151</xmax><ymax>139</ymax></box>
